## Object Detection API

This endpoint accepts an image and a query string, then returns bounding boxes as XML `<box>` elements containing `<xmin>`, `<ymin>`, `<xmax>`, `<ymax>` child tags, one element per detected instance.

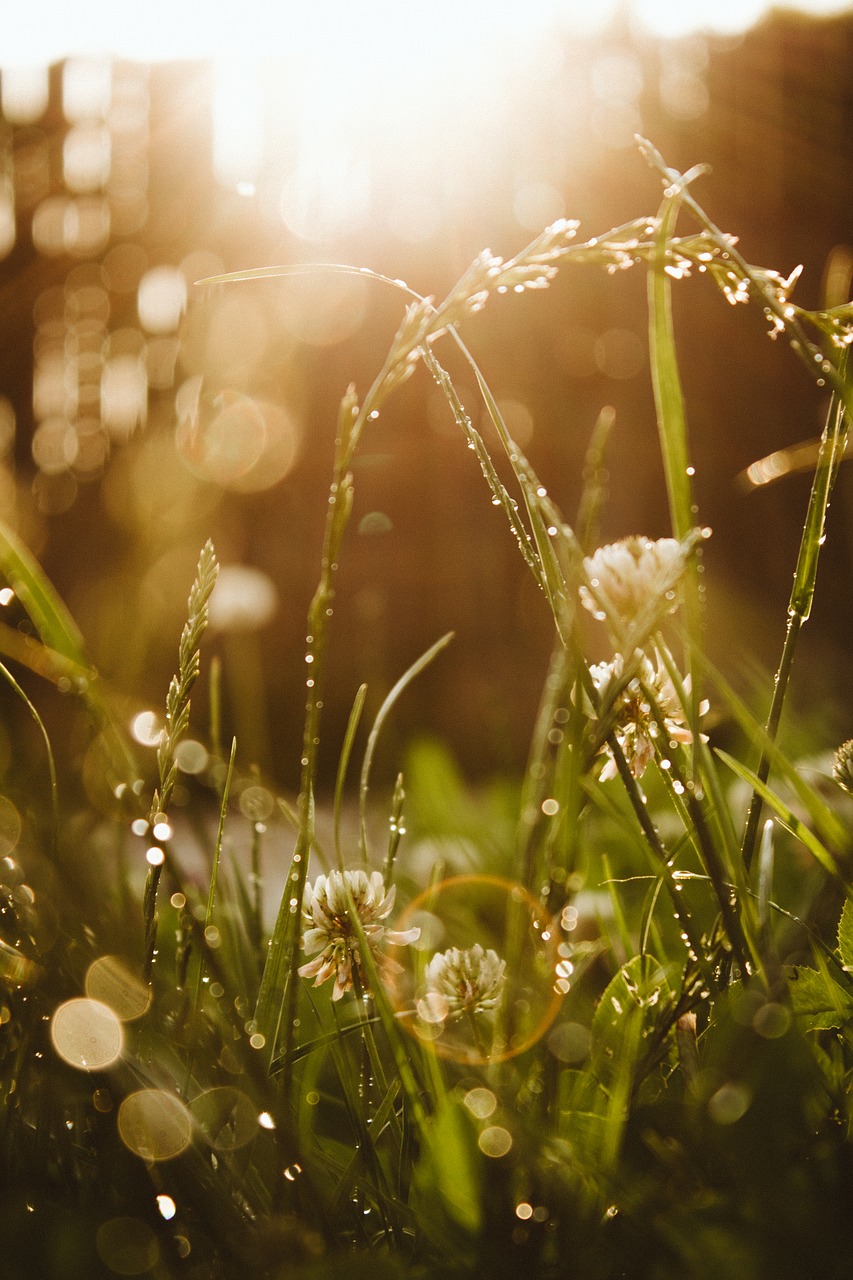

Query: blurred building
<box><xmin>1</xmin><ymin>9</ymin><xmax>853</xmax><ymax>786</ymax></box>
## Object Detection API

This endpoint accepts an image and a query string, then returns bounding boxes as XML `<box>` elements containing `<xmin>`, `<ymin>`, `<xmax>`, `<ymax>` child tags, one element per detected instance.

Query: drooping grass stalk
<box><xmin>143</xmin><ymin>539</ymin><xmax>218</xmax><ymax>979</ymax></box>
<box><xmin>638</xmin><ymin>138</ymin><xmax>853</xmax><ymax>419</ymax></box>
<box><xmin>741</xmin><ymin>379</ymin><xmax>849</xmax><ymax>871</ymax></box>
<box><xmin>421</xmin><ymin>347</ymin><xmax>549</xmax><ymax>601</ymax></box>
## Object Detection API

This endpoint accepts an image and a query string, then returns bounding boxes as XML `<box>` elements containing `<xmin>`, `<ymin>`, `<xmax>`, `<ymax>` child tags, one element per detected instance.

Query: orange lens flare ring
<box><xmin>391</xmin><ymin>874</ymin><xmax>565</xmax><ymax>1065</ymax></box>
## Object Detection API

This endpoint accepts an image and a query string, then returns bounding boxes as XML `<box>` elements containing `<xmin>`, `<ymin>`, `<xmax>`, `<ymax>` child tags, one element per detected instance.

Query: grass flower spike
<box><xmin>421</xmin><ymin>944</ymin><xmax>507</xmax><ymax>1022</ymax></box>
<box><xmin>581</xmin><ymin>536</ymin><xmax>688</xmax><ymax>631</ymax></box>
<box><xmin>590</xmin><ymin>652</ymin><xmax>708</xmax><ymax>781</ymax></box>
<box><xmin>833</xmin><ymin>738</ymin><xmax>853</xmax><ymax>794</ymax></box>
<box><xmin>298</xmin><ymin>869</ymin><xmax>420</xmax><ymax>1001</ymax></box>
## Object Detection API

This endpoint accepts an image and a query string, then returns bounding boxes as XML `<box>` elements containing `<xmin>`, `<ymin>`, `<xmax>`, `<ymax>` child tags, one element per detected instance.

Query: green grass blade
<box><xmin>335</xmin><ymin>683</ymin><xmax>368</xmax><ymax>870</ymax></box>
<box><xmin>0</xmin><ymin>659</ymin><xmax>58</xmax><ymax>854</ymax></box>
<box><xmin>0</xmin><ymin>520</ymin><xmax>137</xmax><ymax>786</ymax></box>
<box><xmin>359</xmin><ymin>632</ymin><xmax>454</xmax><ymax>864</ymax></box>
<box><xmin>696</xmin><ymin>646</ymin><xmax>847</xmax><ymax>854</ymax></box>
<box><xmin>790</xmin><ymin>383</ymin><xmax>848</xmax><ymax>621</ymax></box>
<box><xmin>648</xmin><ymin>195</ymin><xmax>695</xmax><ymax>543</ymax></box>
<box><xmin>0</xmin><ymin>520</ymin><xmax>88</xmax><ymax>662</ymax></box>
<box><xmin>716</xmin><ymin>748</ymin><xmax>842</xmax><ymax>880</ymax></box>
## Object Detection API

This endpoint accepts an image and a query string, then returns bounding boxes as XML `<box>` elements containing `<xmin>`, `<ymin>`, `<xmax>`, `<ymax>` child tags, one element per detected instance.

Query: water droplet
<box><xmin>156</xmin><ymin>1194</ymin><xmax>176</xmax><ymax>1221</ymax></box>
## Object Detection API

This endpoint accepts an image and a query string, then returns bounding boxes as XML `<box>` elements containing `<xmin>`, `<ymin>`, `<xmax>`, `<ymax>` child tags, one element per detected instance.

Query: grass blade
<box><xmin>0</xmin><ymin>659</ymin><xmax>58</xmax><ymax>854</ymax></box>
<box><xmin>717</xmin><ymin>748</ymin><xmax>843</xmax><ymax>881</ymax></box>
<box><xmin>358</xmin><ymin>632</ymin><xmax>454</xmax><ymax>864</ymax></box>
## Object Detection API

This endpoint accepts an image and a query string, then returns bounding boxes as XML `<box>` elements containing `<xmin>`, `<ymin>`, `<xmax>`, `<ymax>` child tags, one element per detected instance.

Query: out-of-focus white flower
<box><xmin>833</xmin><ymin>739</ymin><xmax>853</xmax><ymax>795</ymax></box>
<box><xmin>580</xmin><ymin>536</ymin><xmax>688</xmax><ymax>631</ymax></box>
<box><xmin>208</xmin><ymin>564</ymin><xmax>278</xmax><ymax>633</ymax></box>
<box><xmin>590</xmin><ymin>652</ymin><xmax>708</xmax><ymax>782</ymax></box>
<box><xmin>298</xmin><ymin>870</ymin><xmax>420</xmax><ymax>1001</ymax></box>
<box><xmin>419</xmin><ymin>944</ymin><xmax>506</xmax><ymax>1024</ymax></box>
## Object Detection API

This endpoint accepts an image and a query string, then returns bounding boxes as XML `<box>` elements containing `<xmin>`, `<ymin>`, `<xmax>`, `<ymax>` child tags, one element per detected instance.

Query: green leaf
<box><xmin>787</xmin><ymin>965</ymin><xmax>853</xmax><ymax>1031</ymax></box>
<box><xmin>414</xmin><ymin>1098</ymin><xmax>482</xmax><ymax>1238</ymax></box>
<box><xmin>592</xmin><ymin>954</ymin><xmax>672</xmax><ymax>1068</ymax></box>
<box><xmin>839</xmin><ymin>899</ymin><xmax>853</xmax><ymax>970</ymax></box>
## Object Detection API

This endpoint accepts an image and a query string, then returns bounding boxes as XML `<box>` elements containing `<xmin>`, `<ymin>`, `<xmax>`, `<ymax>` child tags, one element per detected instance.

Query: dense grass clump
<box><xmin>1</xmin><ymin>141</ymin><xmax>853</xmax><ymax>1278</ymax></box>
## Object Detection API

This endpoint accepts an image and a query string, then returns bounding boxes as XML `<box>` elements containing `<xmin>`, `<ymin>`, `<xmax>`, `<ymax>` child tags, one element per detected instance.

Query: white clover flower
<box><xmin>419</xmin><ymin>944</ymin><xmax>506</xmax><ymax>1024</ymax></box>
<box><xmin>298</xmin><ymin>869</ymin><xmax>420</xmax><ymax>1001</ymax></box>
<box><xmin>590</xmin><ymin>652</ymin><xmax>708</xmax><ymax>782</ymax></box>
<box><xmin>580</xmin><ymin>536</ymin><xmax>688</xmax><ymax>632</ymax></box>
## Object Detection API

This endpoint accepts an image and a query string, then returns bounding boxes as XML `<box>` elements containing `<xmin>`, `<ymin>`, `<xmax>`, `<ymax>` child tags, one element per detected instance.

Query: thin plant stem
<box><xmin>741</xmin><ymin>382</ymin><xmax>848</xmax><ymax>871</ymax></box>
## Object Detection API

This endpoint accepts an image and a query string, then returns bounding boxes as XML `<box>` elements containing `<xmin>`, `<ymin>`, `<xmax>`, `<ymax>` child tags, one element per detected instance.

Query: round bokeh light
<box><xmin>118</xmin><ymin>1089</ymin><xmax>193</xmax><ymax>1162</ymax></box>
<box><xmin>51</xmin><ymin>997</ymin><xmax>123</xmax><ymax>1071</ymax></box>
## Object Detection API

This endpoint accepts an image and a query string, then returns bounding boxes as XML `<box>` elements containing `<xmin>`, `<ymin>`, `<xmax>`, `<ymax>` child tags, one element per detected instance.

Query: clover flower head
<box><xmin>580</xmin><ymin>536</ymin><xmax>687</xmax><ymax>630</ymax></box>
<box><xmin>298</xmin><ymin>869</ymin><xmax>420</xmax><ymax>1001</ymax></box>
<box><xmin>590</xmin><ymin>651</ymin><xmax>708</xmax><ymax>782</ymax></box>
<box><xmin>419</xmin><ymin>944</ymin><xmax>507</xmax><ymax>1025</ymax></box>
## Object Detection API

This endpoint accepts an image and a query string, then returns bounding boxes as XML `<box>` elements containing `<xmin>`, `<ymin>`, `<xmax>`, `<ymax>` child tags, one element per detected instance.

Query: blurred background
<box><xmin>1</xmin><ymin>0</ymin><xmax>853</xmax><ymax>793</ymax></box>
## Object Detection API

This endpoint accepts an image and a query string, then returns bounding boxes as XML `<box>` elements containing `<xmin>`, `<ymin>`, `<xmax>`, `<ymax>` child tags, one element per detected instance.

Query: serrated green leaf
<box><xmin>787</xmin><ymin>965</ymin><xmax>853</xmax><ymax>1030</ymax></box>
<box><xmin>838</xmin><ymin>899</ymin><xmax>853</xmax><ymax>969</ymax></box>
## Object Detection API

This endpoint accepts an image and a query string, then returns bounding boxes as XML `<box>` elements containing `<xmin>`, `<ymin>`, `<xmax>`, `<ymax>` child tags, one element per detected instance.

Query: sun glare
<box><xmin>5</xmin><ymin>0</ymin><xmax>852</xmax><ymax>225</ymax></box>
<box><xmin>6</xmin><ymin>0</ymin><xmax>853</xmax><ymax>69</ymax></box>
